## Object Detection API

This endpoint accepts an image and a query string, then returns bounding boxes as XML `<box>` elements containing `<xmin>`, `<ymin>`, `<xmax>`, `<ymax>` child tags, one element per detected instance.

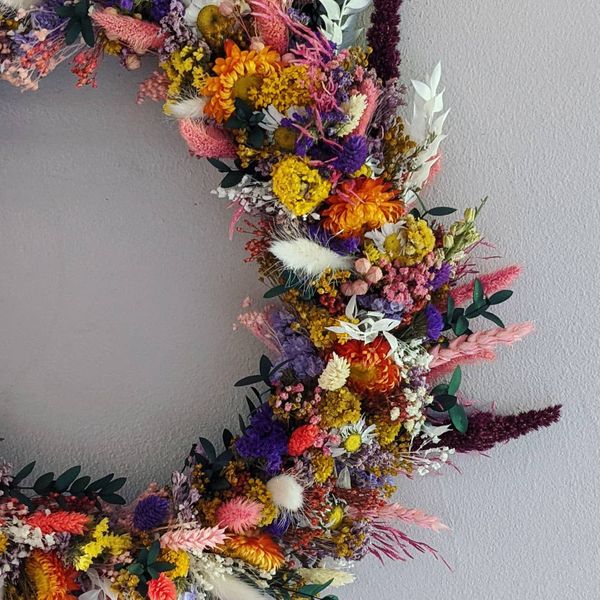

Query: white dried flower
<box><xmin>337</xmin><ymin>93</ymin><xmax>367</xmax><ymax>136</ymax></box>
<box><xmin>296</xmin><ymin>567</ymin><xmax>356</xmax><ymax>588</ymax></box>
<box><xmin>318</xmin><ymin>353</ymin><xmax>351</xmax><ymax>391</ymax></box>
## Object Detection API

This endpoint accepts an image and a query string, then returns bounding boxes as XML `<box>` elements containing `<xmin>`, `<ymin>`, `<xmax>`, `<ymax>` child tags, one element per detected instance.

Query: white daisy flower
<box><xmin>330</xmin><ymin>416</ymin><xmax>377</xmax><ymax>456</ymax></box>
<box><xmin>364</xmin><ymin>220</ymin><xmax>408</xmax><ymax>259</ymax></box>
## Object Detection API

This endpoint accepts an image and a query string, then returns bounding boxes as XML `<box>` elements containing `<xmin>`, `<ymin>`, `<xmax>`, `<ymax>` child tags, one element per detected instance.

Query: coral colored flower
<box><xmin>202</xmin><ymin>40</ymin><xmax>281</xmax><ymax>123</ymax></box>
<box><xmin>25</xmin><ymin>550</ymin><xmax>78</xmax><ymax>600</ymax></box>
<box><xmin>322</xmin><ymin>177</ymin><xmax>405</xmax><ymax>238</ymax></box>
<box><xmin>148</xmin><ymin>573</ymin><xmax>177</xmax><ymax>600</ymax></box>
<box><xmin>216</xmin><ymin>497</ymin><xmax>263</xmax><ymax>533</ymax></box>
<box><xmin>227</xmin><ymin>533</ymin><xmax>285</xmax><ymax>571</ymax></box>
<box><xmin>334</xmin><ymin>338</ymin><xmax>400</xmax><ymax>395</ymax></box>
<box><xmin>26</xmin><ymin>511</ymin><xmax>89</xmax><ymax>535</ymax></box>
<box><xmin>288</xmin><ymin>424</ymin><xmax>320</xmax><ymax>456</ymax></box>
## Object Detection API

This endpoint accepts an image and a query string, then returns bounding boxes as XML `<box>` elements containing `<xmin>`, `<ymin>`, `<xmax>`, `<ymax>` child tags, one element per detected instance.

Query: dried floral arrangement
<box><xmin>0</xmin><ymin>0</ymin><xmax>562</xmax><ymax>598</ymax></box>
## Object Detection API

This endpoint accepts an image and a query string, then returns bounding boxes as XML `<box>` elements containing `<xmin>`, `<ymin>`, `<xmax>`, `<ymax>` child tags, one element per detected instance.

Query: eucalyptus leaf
<box><xmin>449</xmin><ymin>404</ymin><xmax>468</xmax><ymax>433</ymax></box>
<box><xmin>488</xmin><ymin>290</ymin><xmax>513</xmax><ymax>305</ymax></box>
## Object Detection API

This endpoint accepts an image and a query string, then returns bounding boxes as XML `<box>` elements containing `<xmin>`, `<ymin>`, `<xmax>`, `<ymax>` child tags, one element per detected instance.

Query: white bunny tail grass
<box><xmin>266</xmin><ymin>474</ymin><xmax>304</xmax><ymax>513</ymax></box>
<box><xmin>269</xmin><ymin>237</ymin><xmax>353</xmax><ymax>282</ymax></box>
<box><xmin>1</xmin><ymin>0</ymin><xmax>39</xmax><ymax>8</ymax></box>
<box><xmin>164</xmin><ymin>96</ymin><xmax>206</xmax><ymax>120</ymax></box>
<box><xmin>207</xmin><ymin>572</ymin><xmax>269</xmax><ymax>600</ymax></box>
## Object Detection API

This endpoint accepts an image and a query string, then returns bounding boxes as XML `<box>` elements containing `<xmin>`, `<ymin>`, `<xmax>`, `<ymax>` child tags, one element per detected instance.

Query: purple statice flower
<box><xmin>159</xmin><ymin>0</ymin><xmax>199</xmax><ymax>61</ymax></box>
<box><xmin>424</xmin><ymin>304</ymin><xmax>444</xmax><ymax>341</ymax></box>
<box><xmin>31</xmin><ymin>0</ymin><xmax>68</xmax><ymax>31</ymax></box>
<box><xmin>431</xmin><ymin>262</ymin><xmax>452</xmax><ymax>291</ymax></box>
<box><xmin>330</xmin><ymin>66</ymin><xmax>354</xmax><ymax>102</ymax></box>
<box><xmin>120</xmin><ymin>0</ymin><xmax>134</xmax><ymax>11</ymax></box>
<box><xmin>357</xmin><ymin>294</ymin><xmax>404</xmax><ymax>321</ymax></box>
<box><xmin>307</xmin><ymin>223</ymin><xmax>360</xmax><ymax>256</ymax></box>
<box><xmin>171</xmin><ymin>471</ymin><xmax>200</xmax><ymax>521</ymax></box>
<box><xmin>333</xmin><ymin>135</ymin><xmax>368</xmax><ymax>174</ymax></box>
<box><xmin>0</xmin><ymin>460</ymin><xmax>12</xmax><ymax>491</ymax></box>
<box><xmin>265</xmin><ymin>516</ymin><xmax>291</xmax><ymax>538</ymax></box>
<box><xmin>133</xmin><ymin>495</ymin><xmax>170</xmax><ymax>530</ymax></box>
<box><xmin>236</xmin><ymin>404</ymin><xmax>288</xmax><ymax>475</ymax></box>
<box><xmin>151</xmin><ymin>0</ymin><xmax>171</xmax><ymax>22</ymax></box>
<box><xmin>269</xmin><ymin>308</ymin><xmax>324</xmax><ymax>380</ymax></box>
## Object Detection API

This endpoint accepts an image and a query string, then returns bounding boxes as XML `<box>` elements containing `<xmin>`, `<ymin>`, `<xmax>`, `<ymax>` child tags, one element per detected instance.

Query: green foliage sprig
<box><xmin>56</xmin><ymin>0</ymin><xmax>95</xmax><ymax>46</ymax></box>
<box><xmin>225</xmin><ymin>98</ymin><xmax>266</xmax><ymax>149</ymax></box>
<box><xmin>430</xmin><ymin>366</ymin><xmax>468</xmax><ymax>433</ymax></box>
<box><xmin>126</xmin><ymin>540</ymin><xmax>175</xmax><ymax>595</ymax></box>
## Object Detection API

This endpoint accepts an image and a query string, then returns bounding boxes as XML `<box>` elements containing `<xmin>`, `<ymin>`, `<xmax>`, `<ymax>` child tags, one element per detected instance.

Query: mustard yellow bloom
<box><xmin>272</xmin><ymin>156</ymin><xmax>331</xmax><ymax>216</ymax></box>
<box><xmin>249</xmin><ymin>65</ymin><xmax>311</xmax><ymax>112</ymax></box>
<box><xmin>311</xmin><ymin>453</ymin><xmax>335</xmax><ymax>484</ymax></box>
<box><xmin>0</xmin><ymin>533</ymin><xmax>7</xmax><ymax>554</ymax></box>
<box><xmin>160</xmin><ymin>549</ymin><xmax>190</xmax><ymax>579</ymax></box>
<box><xmin>74</xmin><ymin>519</ymin><xmax>131</xmax><ymax>571</ymax></box>
<box><xmin>162</xmin><ymin>45</ymin><xmax>207</xmax><ymax>100</ymax></box>
<box><xmin>319</xmin><ymin>387</ymin><xmax>361</xmax><ymax>429</ymax></box>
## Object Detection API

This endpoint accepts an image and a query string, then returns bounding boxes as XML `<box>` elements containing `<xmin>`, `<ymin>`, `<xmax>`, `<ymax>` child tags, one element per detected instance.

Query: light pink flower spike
<box><xmin>92</xmin><ymin>9</ymin><xmax>165</xmax><ymax>54</ymax></box>
<box><xmin>178</xmin><ymin>120</ymin><xmax>238</xmax><ymax>159</ymax></box>
<box><xmin>429</xmin><ymin>322</ymin><xmax>534</xmax><ymax>370</ymax></box>
<box><xmin>378</xmin><ymin>503</ymin><xmax>450</xmax><ymax>532</ymax></box>
<box><xmin>160</xmin><ymin>525</ymin><xmax>228</xmax><ymax>552</ymax></box>
<box><xmin>249</xmin><ymin>0</ymin><xmax>289</xmax><ymax>54</ymax></box>
<box><xmin>451</xmin><ymin>265</ymin><xmax>523</xmax><ymax>307</ymax></box>
<box><xmin>428</xmin><ymin>348</ymin><xmax>496</xmax><ymax>380</ymax></box>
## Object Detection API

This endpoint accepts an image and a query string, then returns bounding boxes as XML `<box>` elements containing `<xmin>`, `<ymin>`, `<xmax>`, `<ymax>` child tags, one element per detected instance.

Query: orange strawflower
<box><xmin>322</xmin><ymin>177</ymin><xmax>405</xmax><ymax>238</ymax></box>
<box><xmin>148</xmin><ymin>573</ymin><xmax>177</xmax><ymax>600</ymax></box>
<box><xmin>25</xmin><ymin>550</ymin><xmax>78</xmax><ymax>600</ymax></box>
<box><xmin>202</xmin><ymin>40</ymin><xmax>281</xmax><ymax>123</ymax></box>
<box><xmin>334</xmin><ymin>337</ymin><xmax>400</xmax><ymax>395</ymax></box>
<box><xmin>226</xmin><ymin>532</ymin><xmax>285</xmax><ymax>571</ymax></box>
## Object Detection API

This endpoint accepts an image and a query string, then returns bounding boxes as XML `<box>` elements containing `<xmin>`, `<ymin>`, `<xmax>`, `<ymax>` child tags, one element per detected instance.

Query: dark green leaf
<box><xmin>473</xmin><ymin>279</ymin><xmax>484</xmax><ymax>303</ymax></box>
<box><xmin>80</xmin><ymin>17</ymin><xmax>95</xmax><ymax>47</ymax></box>
<box><xmin>222</xmin><ymin>429</ymin><xmax>234</xmax><ymax>448</ymax></box>
<box><xmin>427</xmin><ymin>206</ymin><xmax>457</xmax><ymax>216</ymax></box>
<box><xmin>147</xmin><ymin>567</ymin><xmax>158</xmax><ymax>580</ymax></box>
<box><xmin>259</xmin><ymin>355</ymin><xmax>273</xmax><ymax>380</ymax></box>
<box><xmin>101</xmin><ymin>493</ymin><xmax>126</xmax><ymax>505</ymax></box>
<box><xmin>238</xmin><ymin>414</ymin><xmax>247</xmax><ymax>433</ymax></box>
<box><xmin>101</xmin><ymin>477</ymin><xmax>127</xmax><ymax>494</ymax></box>
<box><xmin>482</xmin><ymin>311</ymin><xmax>505</xmax><ymax>328</ymax></box>
<box><xmin>246</xmin><ymin>397</ymin><xmax>257</xmax><ymax>413</ymax></box>
<box><xmin>264</xmin><ymin>284</ymin><xmax>287</xmax><ymax>298</ymax></box>
<box><xmin>147</xmin><ymin>540</ymin><xmax>160</xmax><ymax>565</ymax></box>
<box><xmin>409</xmin><ymin>208</ymin><xmax>421</xmax><ymax>219</ymax></box>
<box><xmin>234</xmin><ymin>98</ymin><xmax>253</xmax><ymax>120</ymax></box>
<box><xmin>449</xmin><ymin>404</ymin><xmax>468</xmax><ymax>433</ymax></box>
<box><xmin>70</xmin><ymin>475</ymin><xmax>91</xmax><ymax>494</ymax></box>
<box><xmin>247</xmin><ymin>127</ymin><xmax>265</xmax><ymax>149</ymax></box>
<box><xmin>298</xmin><ymin>580</ymin><xmax>335</xmax><ymax>596</ymax></box>
<box><xmin>433</xmin><ymin>394</ymin><xmax>457</xmax><ymax>411</ymax></box>
<box><xmin>87</xmin><ymin>474</ymin><xmax>114</xmax><ymax>492</ymax></box>
<box><xmin>488</xmin><ymin>290</ymin><xmax>513</xmax><ymax>305</ymax></box>
<box><xmin>198</xmin><ymin>437</ymin><xmax>217</xmax><ymax>462</ymax></box>
<box><xmin>64</xmin><ymin>19</ymin><xmax>81</xmax><ymax>46</ymax></box>
<box><xmin>74</xmin><ymin>0</ymin><xmax>89</xmax><ymax>18</ymax></box>
<box><xmin>447</xmin><ymin>295</ymin><xmax>455</xmax><ymax>322</ymax></box>
<box><xmin>225</xmin><ymin>116</ymin><xmax>247</xmax><ymax>130</ymax></box>
<box><xmin>430</xmin><ymin>383</ymin><xmax>449</xmax><ymax>396</ymax></box>
<box><xmin>152</xmin><ymin>561</ymin><xmax>176</xmax><ymax>573</ymax></box>
<box><xmin>447</xmin><ymin>366</ymin><xmax>462</xmax><ymax>396</ymax></box>
<box><xmin>453</xmin><ymin>315</ymin><xmax>469</xmax><ymax>336</ymax></box>
<box><xmin>464</xmin><ymin>299</ymin><xmax>488</xmax><ymax>318</ymax></box>
<box><xmin>55</xmin><ymin>466</ymin><xmax>81</xmax><ymax>492</ymax></box>
<box><xmin>234</xmin><ymin>374</ymin><xmax>264</xmax><ymax>387</ymax></box>
<box><xmin>12</xmin><ymin>461</ymin><xmax>36</xmax><ymax>485</ymax></box>
<box><xmin>55</xmin><ymin>5</ymin><xmax>74</xmax><ymax>17</ymax></box>
<box><xmin>208</xmin><ymin>478</ymin><xmax>231</xmax><ymax>491</ymax></box>
<box><xmin>249</xmin><ymin>112</ymin><xmax>265</xmax><ymax>124</ymax></box>
<box><xmin>220</xmin><ymin>170</ymin><xmax>244</xmax><ymax>188</ymax></box>
<box><xmin>127</xmin><ymin>563</ymin><xmax>145</xmax><ymax>576</ymax></box>
<box><xmin>33</xmin><ymin>472</ymin><xmax>55</xmax><ymax>494</ymax></box>
<box><xmin>12</xmin><ymin>490</ymin><xmax>33</xmax><ymax>509</ymax></box>
<box><xmin>207</xmin><ymin>158</ymin><xmax>230</xmax><ymax>173</ymax></box>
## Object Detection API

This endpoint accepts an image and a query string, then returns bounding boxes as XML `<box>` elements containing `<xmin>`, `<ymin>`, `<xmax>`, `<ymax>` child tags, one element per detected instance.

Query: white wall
<box><xmin>1</xmin><ymin>1</ymin><xmax>599</xmax><ymax>598</ymax></box>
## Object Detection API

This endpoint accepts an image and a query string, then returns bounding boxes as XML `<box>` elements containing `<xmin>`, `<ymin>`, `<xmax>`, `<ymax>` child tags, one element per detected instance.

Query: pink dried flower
<box><xmin>216</xmin><ymin>497</ymin><xmax>262</xmax><ymax>533</ymax></box>
<box><xmin>160</xmin><ymin>525</ymin><xmax>228</xmax><ymax>552</ymax></box>
<box><xmin>450</xmin><ymin>265</ymin><xmax>523</xmax><ymax>307</ymax></box>
<box><xmin>178</xmin><ymin>120</ymin><xmax>237</xmax><ymax>159</ymax></box>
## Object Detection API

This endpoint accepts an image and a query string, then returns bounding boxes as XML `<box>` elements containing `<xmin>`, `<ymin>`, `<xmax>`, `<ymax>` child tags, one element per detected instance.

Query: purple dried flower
<box><xmin>236</xmin><ymin>404</ymin><xmax>288</xmax><ymax>475</ymax></box>
<box><xmin>133</xmin><ymin>495</ymin><xmax>170</xmax><ymax>530</ymax></box>
<box><xmin>120</xmin><ymin>0</ymin><xmax>134</xmax><ymax>11</ymax></box>
<box><xmin>431</xmin><ymin>262</ymin><xmax>452</xmax><ymax>290</ymax></box>
<box><xmin>425</xmin><ymin>304</ymin><xmax>444</xmax><ymax>341</ymax></box>
<box><xmin>333</xmin><ymin>135</ymin><xmax>368</xmax><ymax>174</ymax></box>
<box><xmin>437</xmin><ymin>405</ymin><xmax>562</xmax><ymax>453</ymax></box>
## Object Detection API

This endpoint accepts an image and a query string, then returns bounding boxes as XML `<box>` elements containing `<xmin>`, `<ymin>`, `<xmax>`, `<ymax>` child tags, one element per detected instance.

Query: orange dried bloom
<box><xmin>322</xmin><ymin>177</ymin><xmax>405</xmax><ymax>238</ymax></box>
<box><xmin>288</xmin><ymin>424</ymin><xmax>320</xmax><ymax>457</ymax></box>
<box><xmin>202</xmin><ymin>40</ymin><xmax>281</xmax><ymax>123</ymax></box>
<box><xmin>334</xmin><ymin>337</ymin><xmax>400</xmax><ymax>395</ymax></box>
<box><xmin>26</xmin><ymin>511</ymin><xmax>89</xmax><ymax>535</ymax></box>
<box><xmin>226</xmin><ymin>532</ymin><xmax>285</xmax><ymax>571</ymax></box>
<box><xmin>25</xmin><ymin>550</ymin><xmax>78</xmax><ymax>600</ymax></box>
<box><xmin>147</xmin><ymin>573</ymin><xmax>177</xmax><ymax>600</ymax></box>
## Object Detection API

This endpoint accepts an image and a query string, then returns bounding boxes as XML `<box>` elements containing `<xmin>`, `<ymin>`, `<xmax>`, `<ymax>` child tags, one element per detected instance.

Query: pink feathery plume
<box><xmin>430</xmin><ymin>322</ymin><xmax>534</xmax><ymax>370</ymax></box>
<box><xmin>216</xmin><ymin>497</ymin><xmax>263</xmax><ymax>534</ymax></box>
<box><xmin>137</xmin><ymin>71</ymin><xmax>169</xmax><ymax>105</ymax></box>
<box><xmin>377</xmin><ymin>503</ymin><xmax>449</xmax><ymax>532</ymax></box>
<box><xmin>229</xmin><ymin>201</ymin><xmax>246</xmax><ymax>240</ymax></box>
<box><xmin>26</xmin><ymin>511</ymin><xmax>89</xmax><ymax>535</ymax></box>
<box><xmin>160</xmin><ymin>525</ymin><xmax>228</xmax><ymax>552</ymax></box>
<box><xmin>423</xmin><ymin>153</ymin><xmax>442</xmax><ymax>187</ymax></box>
<box><xmin>91</xmin><ymin>9</ymin><xmax>165</xmax><ymax>54</ymax></box>
<box><xmin>451</xmin><ymin>265</ymin><xmax>523</xmax><ymax>307</ymax></box>
<box><xmin>428</xmin><ymin>348</ymin><xmax>496</xmax><ymax>380</ymax></box>
<box><xmin>178</xmin><ymin>120</ymin><xmax>237</xmax><ymax>159</ymax></box>
<box><xmin>249</xmin><ymin>0</ymin><xmax>289</xmax><ymax>54</ymax></box>
<box><xmin>354</xmin><ymin>78</ymin><xmax>380</xmax><ymax>136</ymax></box>
<box><xmin>237</xmin><ymin>308</ymin><xmax>281</xmax><ymax>354</ymax></box>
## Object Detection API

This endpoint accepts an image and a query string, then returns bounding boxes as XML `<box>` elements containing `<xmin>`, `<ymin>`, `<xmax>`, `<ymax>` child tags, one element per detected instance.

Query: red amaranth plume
<box><xmin>367</xmin><ymin>0</ymin><xmax>404</xmax><ymax>82</ymax></box>
<box><xmin>437</xmin><ymin>405</ymin><xmax>562</xmax><ymax>453</ymax></box>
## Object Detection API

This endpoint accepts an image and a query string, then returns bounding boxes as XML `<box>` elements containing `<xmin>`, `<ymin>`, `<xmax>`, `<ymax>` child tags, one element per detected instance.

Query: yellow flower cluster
<box><xmin>313</xmin><ymin>268</ymin><xmax>352</xmax><ymax>298</ymax></box>
<box><xmin>319</xmin><ymin>388</ymin><xmax>361</xmax><ymax>429</ymax></box>
<box><xmin>272</xmin><ymin>156</ymin><xmax>331</xmax><ymax>217</ymax></box>
<box><xmin>74</xmin><ymin>518</ymin><xmax>131</xmax><ymax>571</ymax></box>
<box><xmin>363</xmin><ymin>240</ymin><xmax>382</xmax><ymax>264</ymax></box>
<box><xmin>331</xmin><ymin>521</ymin><xmax>367</xmax><ymax>559</ymax></box>
<box><xmin>382</xmin><ymin>116</ymin><xmax>417</xmax><ymax>180</ymax></box>
<box><xmin>112</xmin><ymin>570</ymin><xmax>141</xmax><ymax>597</ymax></box>
<box><xmin>395</xmin><ymin>215</ymin><xmax>436</xmax><ymax>266</ymax></box>
<box><xmin>162</xmin><ymin>45</ymin><xmax>207</xmax><ymax>100</ymax></box>
<box><xmin>249</xmin><ymin>65</ymin><xmax>311</xmax><ymax>112</ymax></box>
<box><xmin>245</xmin><ymin>478</ymin><xmax>277</xmax><ymax>526</ymax></box>
<box><xmin>0</xmin><ymin>532</ymin><xmax>7</xmax><ymax>554</ymax></box>
<box><xmin>370</xmin><ymin>416</ymin><xmax>402</xmax><ymax>447</ymax></box>
<box><xmin>160</xmin><ymin>549</ymin><xmax>190</xmax><ymax>579</ymax></box>
<box><xmin>311</xmin><ymin>453</ymin><xmax>335</xmax><ymax>484</ymax></box>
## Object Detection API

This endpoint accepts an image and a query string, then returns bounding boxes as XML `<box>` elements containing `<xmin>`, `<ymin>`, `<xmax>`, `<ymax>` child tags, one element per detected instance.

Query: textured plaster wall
<box><xmin>1</xmin><ymin>1</ymin><xmax>599</xmax><ymax>598</ymax></box>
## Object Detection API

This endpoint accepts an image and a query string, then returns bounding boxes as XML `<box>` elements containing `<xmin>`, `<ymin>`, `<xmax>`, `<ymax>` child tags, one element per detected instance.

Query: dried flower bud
<box><xmin>365</xmin><ymin>266</ymin><xmax>382</xmax><ymax>284</ymax></box>
<box><xmin>354</xmin><ymin>257</ymin><xmax>371</xmax><ymax>275</ymax></box>
<box><xmin>125</xmin><ymin>54</ymin><xmax>141</xmax><ymax>70</ymax></box>
<box><xmin>464</xmin><ymin>207</ymin><xmax>476</xmax><ymax>223</ymax></box>
<box><xmin>443</xmin><ymin>234</ymin><xmax>454</xmax><ymax>248</ymax></box>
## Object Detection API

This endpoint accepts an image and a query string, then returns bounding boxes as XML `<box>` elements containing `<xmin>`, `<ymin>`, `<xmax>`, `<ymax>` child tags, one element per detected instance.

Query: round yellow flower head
<box><xmin>272</xmin><ymin>156</ymin><xmax>331</xmax><ymax>216</ymax></box>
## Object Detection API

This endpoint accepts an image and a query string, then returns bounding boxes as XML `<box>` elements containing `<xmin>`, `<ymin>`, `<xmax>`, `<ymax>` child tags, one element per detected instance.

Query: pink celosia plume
<box><xmin>178</xmin><ymin>120</ymin><xmax>238</xmax><ymax>159</ymax></box>
<box><xmin>91</xmin><ymin>9</ymin><xmax>165</xmax><ymax>54</ymax></box>
<box><xmin>249</xmin><ymin>0</ymin><xmax>289</xmax><ymax>54</ymax></box>
<box><xmin>237</xmin><ymin>308</ymin><xmax>281</xmax><ymax>354</ymax></box>
<box><xmin>26</xmin><ymin>511</ymin><xmax>89</xmax><ymax>535</ymax></box>
<box><xmin>451</xmin><ymin>265</ymin><xmax>523</xmax><ymax>307</ymax></box>
<box><xmin>160</xmin><ymin>525</ymin><xmax>228</xmax><ymax>552</ymax></box>
<box><xmin>429</xmin><ymin>322</ymin><xmax>534</xmax><ymax>370</ymax></box>
<box><xmin>216</xmin><ymin>497</ymin><xmax>263</xmax><ymax>533</ymax></box>
<box><xmin>354</xmin><ymin>78</ymin><xmax>380</xmax><ymax>136</ymax></box>
<box><xmin>377</xmin><ymin>503</ymin><xmax>449</xmax><ymax>532</ymax></box>
<box><xmin>428</xmin><ymin>348</ymin><xmax>496</xmax><ymax>380</ymax></box>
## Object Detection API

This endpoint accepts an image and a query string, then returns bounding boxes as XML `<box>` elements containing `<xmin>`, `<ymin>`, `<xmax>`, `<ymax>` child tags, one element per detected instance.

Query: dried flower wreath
<box><xmin>0</xmin><ymin>0</ymin><xmax>561</xmax><ymax>598</ymax></box>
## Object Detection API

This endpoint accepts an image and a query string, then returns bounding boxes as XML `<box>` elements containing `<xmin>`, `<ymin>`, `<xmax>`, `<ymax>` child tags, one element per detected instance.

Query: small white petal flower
<box><xmin>318</xmin><ymin>353</ymin><xmax>351</xmax><ymax>391</ymax></box>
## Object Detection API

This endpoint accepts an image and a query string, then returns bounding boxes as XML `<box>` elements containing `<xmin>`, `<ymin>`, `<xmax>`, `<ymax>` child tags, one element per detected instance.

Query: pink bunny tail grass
<box><xmin>429</xmin><ymin>322</ymin><xmax>534</xmax><ymax>370</ymax></box>
<box><xmin>136</xmin><ymin>71</ymin><xmax>169</xmax><ymax>105</ymax></box>
<box><xmin>160</xmin><ymin>525</ymin><xmax>228</xmax><ymax>552</ymax></box>
<box><xmin>428</xmin><ymin>348</ymin><xmax>496</xmax><ymax>380</ymax></box>
<box><xmin>237</xmin><ymin>308</ymin><xmax>281</xmax><ymax>354</ymax></box>
<box><xmin>378</xmin><ymin>503</ymin><xmax>449</xmax><ymax>532</ymax></box>
<box><xmin>92</xmin><ymin>9</ymin><xmax>165</xmax><ymax>54</ymax></box>
<box><xmin>249</xmin><ymin>0</ymin><xmax>289</xmax><ymax>54</ymax></box>
<box><xmin>178</xmin><ymin>120</ymin><xmax>237</xmax><ymax>159</ymax></box>
<box><xmin>451</xmin><ymin>265</ymin><xmax>523</xmax><ymax>307</ymax></box>
<box><xmin>354</xmin><ymin>78</ymin><xmax>380</xmax><ymax>136</ymax></box>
